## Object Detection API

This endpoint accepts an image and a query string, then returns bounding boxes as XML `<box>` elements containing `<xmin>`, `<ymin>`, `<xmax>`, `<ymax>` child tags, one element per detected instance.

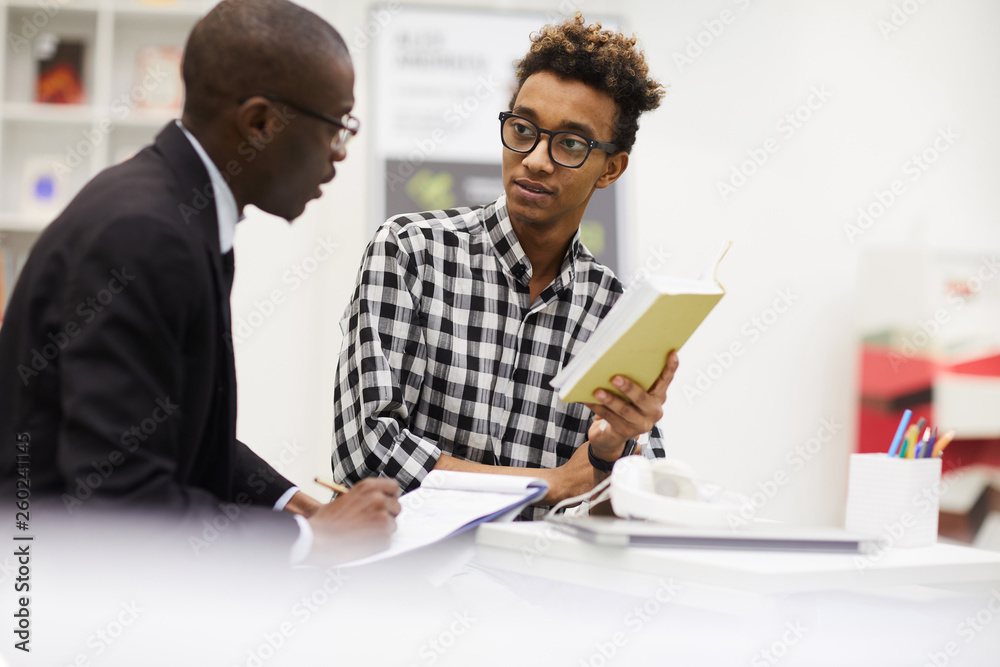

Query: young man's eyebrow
<box><xmin>511</xmin><ymin>105</ymin><xmax>598</xmax><ymax>137</ymax></box>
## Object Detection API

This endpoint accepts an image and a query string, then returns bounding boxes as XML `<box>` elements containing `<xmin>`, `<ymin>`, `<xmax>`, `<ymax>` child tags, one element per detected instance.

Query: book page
<box><xmin>697</xmin><ymin>240</ymin><xmax>733</xmax><ymax>283</ymax></box>
<box><xmin>419</xmin><ymin>469</ymin><xmax>547</xmax><ymax>494</ymax></box>
<box><xmin>343</xmin><ymin>484</ymin><xmax>545</xmax><ymax>567</ymax></box>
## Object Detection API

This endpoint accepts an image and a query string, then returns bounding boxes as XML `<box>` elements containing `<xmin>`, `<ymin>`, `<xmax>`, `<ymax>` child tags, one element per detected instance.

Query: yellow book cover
<box><xmin>551</xmin><ymin>242</ymin><xmax>730</xmax><ymax>404</ymax></box>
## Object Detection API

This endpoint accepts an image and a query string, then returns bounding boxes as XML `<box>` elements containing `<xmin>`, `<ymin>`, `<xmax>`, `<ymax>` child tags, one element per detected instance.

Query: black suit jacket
<box><xmin>0</xmin><ymin>123</ymin><xmax>297</xmax><ymax>546</ymax></box>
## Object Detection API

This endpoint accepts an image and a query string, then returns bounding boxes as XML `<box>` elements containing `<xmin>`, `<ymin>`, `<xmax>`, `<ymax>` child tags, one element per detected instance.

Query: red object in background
<box><xmin>856</xmin><ymin>344</ymin><xmax>1000</xmax><ymax>473</ymax></box>
<box><xmin>858</xmin><ymin>345</ymin><xmax>937</xmax><ymax>406</ymax></box>
<box><xmin>946</xmin><ymin>353</ymin><xmax>1000</xmax><ymax>377</ymax></box>
<box><xmin>35</xmin><ymin>40</ymin><xmax>85</xmax><ymax>104</ymax></box>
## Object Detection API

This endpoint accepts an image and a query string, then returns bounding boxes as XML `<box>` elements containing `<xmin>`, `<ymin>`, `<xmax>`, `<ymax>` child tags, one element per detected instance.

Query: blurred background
<box><xmin>2</xmin><ymin>0</ymin><xmax>999</xmax><ymax>540</ymax></box>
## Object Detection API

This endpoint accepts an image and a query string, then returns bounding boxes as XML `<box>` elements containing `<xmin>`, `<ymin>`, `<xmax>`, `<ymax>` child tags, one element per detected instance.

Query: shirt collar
<box><xmin>176</xmin><ymin>120</ymin><xmax>240</xmax><ymax>253</ymax></box>
<box><xmin>485</xmin><ymin>193</ymin><xmax>581</xmax><ymax>294</ymax></box>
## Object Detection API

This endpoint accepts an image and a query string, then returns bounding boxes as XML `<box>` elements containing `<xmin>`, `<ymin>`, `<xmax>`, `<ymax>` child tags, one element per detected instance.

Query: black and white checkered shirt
<box><xmin>332</xmin><ymin>194</ymin><xmax>665</xmax><ymax>519</ymax></box>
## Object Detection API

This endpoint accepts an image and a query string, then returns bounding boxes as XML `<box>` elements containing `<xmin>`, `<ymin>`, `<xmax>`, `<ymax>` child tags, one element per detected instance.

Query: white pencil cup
<box><xmin>845</xmin><ymin>453</ymin><xmax>942</xmax><ymax>548</ymax></box>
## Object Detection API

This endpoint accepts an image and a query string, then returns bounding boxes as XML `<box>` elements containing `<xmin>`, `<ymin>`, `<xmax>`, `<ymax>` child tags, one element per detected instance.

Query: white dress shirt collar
<box><xmin>176</xmin><ymin>120</ymin><xmax>240</xmax><ymax>253</ymax></box>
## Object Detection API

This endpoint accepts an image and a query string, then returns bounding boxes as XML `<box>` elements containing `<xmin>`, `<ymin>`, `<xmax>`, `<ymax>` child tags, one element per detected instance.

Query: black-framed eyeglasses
<box><xmin>499</xmin><ymin>112</ymin><xmax>619</xmax><ymax>168</ymax></box>
<box><xmin>239</xmin><ymin>93</ymin><xmax>360</xmax><ymax>151</ymax></box>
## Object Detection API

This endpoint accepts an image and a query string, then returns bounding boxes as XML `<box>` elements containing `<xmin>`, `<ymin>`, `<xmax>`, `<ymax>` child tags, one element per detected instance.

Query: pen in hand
<box><xmin>315</xmin><ymin>477</ymin><xmax>351</xmax><ymax>495</ymax></box>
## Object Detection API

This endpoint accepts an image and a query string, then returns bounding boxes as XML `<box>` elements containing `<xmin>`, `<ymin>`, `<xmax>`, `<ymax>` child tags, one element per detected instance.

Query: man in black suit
<box><xmin>0</xmin><ymin>0</ymin><xmax>399</xmax><ymax>564</ymax></box>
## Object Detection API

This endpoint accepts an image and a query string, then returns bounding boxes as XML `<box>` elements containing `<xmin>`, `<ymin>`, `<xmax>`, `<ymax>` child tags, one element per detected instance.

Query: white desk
<box><xmin>475</xmin><ymin>522</ymin><xmax>1000</xmax><ymax>594</ymax></box>
<box><xmin>14</xmin><ymin>522</ymin><xmax>1000</xmax><ymax>667</ymax></box>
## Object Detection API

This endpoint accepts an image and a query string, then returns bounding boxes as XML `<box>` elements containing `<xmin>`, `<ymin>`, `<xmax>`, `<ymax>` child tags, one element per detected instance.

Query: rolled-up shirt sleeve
<box><xmin>332</xmin><ymin>224</ymin><xmax>440</xmax><ymax>492</ymax></box>
<box><xmin>645</xmin><ymin>424</ymin><xmax>667</xmax><ymax>459</ymax></box>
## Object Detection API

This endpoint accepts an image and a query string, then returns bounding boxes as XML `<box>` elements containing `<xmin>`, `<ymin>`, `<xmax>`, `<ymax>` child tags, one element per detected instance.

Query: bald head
<box><xmin>182</xmin><ymin>0</ymin><xmax>349</xmax><ymax>123</ymax></box>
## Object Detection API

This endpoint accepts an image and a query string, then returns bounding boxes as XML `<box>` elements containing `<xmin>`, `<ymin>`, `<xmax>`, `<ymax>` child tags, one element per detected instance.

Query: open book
<box><xmin>343</xmin><ymin>470</ymin><xmax>548</xmax><ymax>567</ymax></box>
<box><xmin>551</xmin><ymin>242</ymin><xmax>731</xmax><ymax>404</ymax></box>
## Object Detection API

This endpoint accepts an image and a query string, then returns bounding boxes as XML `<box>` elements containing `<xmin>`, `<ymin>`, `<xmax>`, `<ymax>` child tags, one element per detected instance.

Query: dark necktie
<box><xmin>222</xmin><ymin>250</ymin><xmax>235</xmax><ymax>295</ymax></box>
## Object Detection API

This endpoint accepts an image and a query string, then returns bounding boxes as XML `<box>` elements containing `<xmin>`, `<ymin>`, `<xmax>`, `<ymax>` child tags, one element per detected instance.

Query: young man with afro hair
<box><xmin>333</xmin><ymin>14</ymin><xmax>674</xmax><ymax>518</ymax></box>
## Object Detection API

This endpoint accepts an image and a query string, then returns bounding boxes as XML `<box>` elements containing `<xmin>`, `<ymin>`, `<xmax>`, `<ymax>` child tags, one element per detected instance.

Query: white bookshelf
<box><xmin>0</xmin><ymin>0</ymin><xmax>207</xmax><ymax>234</ymax></box>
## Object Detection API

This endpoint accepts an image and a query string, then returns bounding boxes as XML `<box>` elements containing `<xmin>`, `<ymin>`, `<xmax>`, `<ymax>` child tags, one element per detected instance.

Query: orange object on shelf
<box><xmin>35</xmin><ymin>40</ymin><xmax>86</xmax><ymax>104</ymax></box>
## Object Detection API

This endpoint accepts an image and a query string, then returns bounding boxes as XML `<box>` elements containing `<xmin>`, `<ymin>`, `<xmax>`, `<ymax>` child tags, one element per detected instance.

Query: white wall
<box><xmin>232</xmin><ymin>0</ymin><xmax>1000</xmax><ymax>522</ymax></box>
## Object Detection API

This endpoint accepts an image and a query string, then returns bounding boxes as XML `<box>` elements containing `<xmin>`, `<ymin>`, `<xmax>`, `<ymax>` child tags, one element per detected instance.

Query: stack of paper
<box><xmin>343</xmin><ymin>470</ymin><xmax>547</xmax><ymax>566</ymax></box>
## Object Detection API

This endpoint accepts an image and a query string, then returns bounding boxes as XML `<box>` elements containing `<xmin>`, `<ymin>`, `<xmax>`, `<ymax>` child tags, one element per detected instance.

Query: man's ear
<box><xmin>234</xmin><ymin>96</ymin><xmax>275</xmax><ymax>143</ymax></box>
<box><xmin>595</xmin><ymin>152</ymin><xmax>629</xmax><ymax>189</ymax></box>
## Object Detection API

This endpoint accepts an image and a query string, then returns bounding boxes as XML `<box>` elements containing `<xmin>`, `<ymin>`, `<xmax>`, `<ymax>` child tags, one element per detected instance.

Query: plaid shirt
<box><xmin>332</xmin><ymin>194</ymin><xmax>665</xmax><ymax>519</ymax></box>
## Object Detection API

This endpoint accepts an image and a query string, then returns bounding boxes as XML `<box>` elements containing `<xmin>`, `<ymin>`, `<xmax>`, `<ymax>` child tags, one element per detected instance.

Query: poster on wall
<box><xmin>370</xmin><ymin>4</ymin><xmax>623</xmax><ymax>273</ymax></box>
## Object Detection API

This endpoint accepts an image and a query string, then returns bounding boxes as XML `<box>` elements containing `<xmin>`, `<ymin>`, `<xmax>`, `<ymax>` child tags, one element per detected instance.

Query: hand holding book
<box><xmin>585</xmin><ymin>351</ymin><xmax>679</xmax><ymax>463</ymax></box>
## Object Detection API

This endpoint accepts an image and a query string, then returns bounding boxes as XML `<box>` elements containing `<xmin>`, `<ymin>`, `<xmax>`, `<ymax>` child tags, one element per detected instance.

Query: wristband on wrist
<box><xmin>588</xmin><ymin>437</ymin><xmax>637</xmax><ymax>473</ymax></box>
